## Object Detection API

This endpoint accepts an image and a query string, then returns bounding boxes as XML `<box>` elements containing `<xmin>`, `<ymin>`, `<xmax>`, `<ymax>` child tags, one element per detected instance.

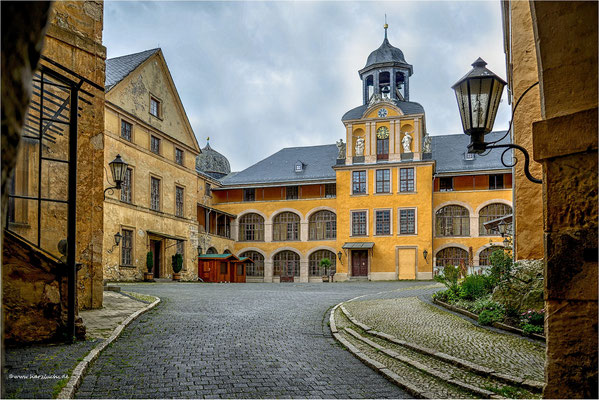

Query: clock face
<box><xmin>378</xmin><ymin>108</ymin><xmax>388</xmax><ymax>118</ymax></box>
<box><xmin>376</xmin><ymin>126</ymin><xmax>389</xmax><ymax>139</ymax></box>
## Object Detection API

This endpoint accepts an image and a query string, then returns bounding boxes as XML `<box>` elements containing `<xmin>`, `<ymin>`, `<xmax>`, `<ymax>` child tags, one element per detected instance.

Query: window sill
<box><xmin>307</xmin><ymin>238</ymin><xmax>336</xmax><ymax>241</ymax></box>
<box><xmin>350</xmin><ymin>235</ymin><xmax>369</xmax><ymax>238</ymax></box>
<box><xmin>119</xmin><ymin>264</ymin><xmax>137</xmax><ymax>269</ymax></box>
<box><xmin>398</xmin><ymin>233</ymin><xmax>417</xmax><ymax>236</ymax></box>
<box><xmin>350</xmin><ymin>193</ymin><xmax>368</xmax><ymax>197</ymax></box>
<box><xmin>435</xmin><ymin>235</ymin><xmax>471</xmax><ymax>238</ymax></box>
<box><xmin>374</xmin><ymin>192</ymin><xmax>392</xmax><ymax>196</ymax></box>
<box><xmin>397</xmin><ymin>191</ymin><xmax>417</xmax><ymax>194</ymax></box>
<box><xmin>374</xmin><ymin>234</ymin><xmax>393</xmax><ymax>237</ymax></box>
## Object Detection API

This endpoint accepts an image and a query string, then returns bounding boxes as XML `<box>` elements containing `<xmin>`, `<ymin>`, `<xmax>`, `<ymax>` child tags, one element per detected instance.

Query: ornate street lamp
<box><xmin>197</xmin><ymin>245</ymin><xmax>203</xmax><ymax>257</ymax></box>
<box><xmin>337</xmin><ymin>251</ymin><xmax>343</xmax><ymax>265</ymax></box>
<box><xmin>452</xmin><ymin>58</ymin><xmax>541</xmax><ymax>184</ymax></box>
<box><xmin>498</xmin><ymin>220</ymin><xmax>508</xmax><ymax>237</ymax></box>
<box><xmin>104</xmin><ymin>154</ymin><xmax>129</xmax><ymax>198</ymax></box>
<box><xmin>107</xmin><ymin>231</ymin><xmax>123</xmax><ymax>254</ymax></box>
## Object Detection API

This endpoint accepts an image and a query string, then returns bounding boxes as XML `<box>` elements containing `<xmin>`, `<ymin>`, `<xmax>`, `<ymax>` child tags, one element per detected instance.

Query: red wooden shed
<box><xmin>198</xmin><ymin>254</ymin><xmax>252</xmax><ymax>283</ymax></box>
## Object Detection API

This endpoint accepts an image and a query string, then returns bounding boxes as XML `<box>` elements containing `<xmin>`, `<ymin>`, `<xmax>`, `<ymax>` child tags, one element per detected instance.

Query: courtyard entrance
<box><xmin>150</xmin><ymin>239</ymin><xmax>161</xmax><ymax>278</ymax></box>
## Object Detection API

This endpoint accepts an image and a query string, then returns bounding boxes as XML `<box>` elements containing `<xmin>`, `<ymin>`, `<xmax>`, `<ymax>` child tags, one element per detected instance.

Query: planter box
<box><xmin>172</xmin><ymin>273</ymin><xmax>181</xmax><ymax>281</ymax></box>
<box><xmin>143</xmin><ymin>272</ymin><xmax>154</xmax><ymax>282</ymax></box>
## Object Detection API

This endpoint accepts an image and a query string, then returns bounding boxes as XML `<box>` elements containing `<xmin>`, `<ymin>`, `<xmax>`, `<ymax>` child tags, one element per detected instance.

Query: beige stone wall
<box><xmin>505</xmin><ymin>0</ymin><xmax>543</xmax><ymax>260</ymax></box>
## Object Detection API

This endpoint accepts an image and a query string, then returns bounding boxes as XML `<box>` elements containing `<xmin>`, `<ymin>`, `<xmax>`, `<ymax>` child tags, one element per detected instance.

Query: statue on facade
<box><xmin>355</xmin><ymin>137</ymin><xmax>365</xmax><ymax>157</ymax></box>
<box><xmin>422</xmin><ymin>134</ymin><xmax>432</xmax><ymax>153</ymax></box>
<box><xmin>336</xmin><ymin>139</ymin><xmax>346</xmax><ymax>159</ymax></box>
<box><xmin>402</xmin><ymin>132</ymin><xmax>413</xmax><ymax>153</ymax></box>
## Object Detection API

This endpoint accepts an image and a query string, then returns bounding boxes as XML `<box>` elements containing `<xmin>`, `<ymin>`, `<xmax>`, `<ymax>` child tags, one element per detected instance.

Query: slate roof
<box><xmin>432</xmin><ymin>131</ymin><xmax>512</xmax><ymax>174</ymax></box>
<box><xmin>196</xmin><ymin>142</ymin><xmax>231</xmax><ymax>179</ymax></box>
<box><xmin>364</xmin><ymin>37</ymin><xmax>410</xmax><ymax>69</ymax></box>
<box><xmin>105</xmin><ymin>48</ymin><xmax>160</xmax><ymax>91</ymax></box>
<box><xmin>342</xmin><ymin>100</ymin><xmax>425</xmax><ymax>121</ymax></box>
<box><xmin>219</xmin><ymin>144</ymin><xmax>338</xmax><ymax>186</ymax></box>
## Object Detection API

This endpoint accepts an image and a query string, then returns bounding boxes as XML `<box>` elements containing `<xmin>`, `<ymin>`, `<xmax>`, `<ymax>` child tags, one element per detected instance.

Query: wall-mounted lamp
<box><xmin>197</xmin><ymin>245</ymin><xmax>203</xmax><ymax>257</ymax></box>
<box><xmin>423</xmin><ymin>249</ymin><xmax>428</xmax><ymax>264</ymax></box>
<box><xmin>104</xmin><ymin>154</ymin><xmax>129</xmax><ymax>199</ymax></box>
<box><xmin>452</xmin><ymin>58</ymin><xmax>541</xmax><ymax>184</ymax></box>
<box><xmin>498</xmin><ymin>220</ymin><xmax>508</xmax><ymax>237</ymax></box>
<box><xmin>337</xmin><ymin>251</ymin><xmax>343</xmax><ymax>265</ymax></box>
<box><xmin>107</xmin><ymin>232</ymin><xmax>123</xmax><ymax>254</ymax></box>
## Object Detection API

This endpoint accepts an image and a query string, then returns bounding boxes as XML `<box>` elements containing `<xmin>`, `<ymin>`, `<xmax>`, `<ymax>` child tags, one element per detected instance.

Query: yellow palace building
<box><xmin>102</xmin><ymin>26</ymin><xmax>512</xmax><ymax>283</ymax></box>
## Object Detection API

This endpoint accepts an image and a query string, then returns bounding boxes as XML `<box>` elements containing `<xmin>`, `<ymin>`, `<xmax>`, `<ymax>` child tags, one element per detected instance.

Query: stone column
<box><xmin>231</xmin><ymin>220</ymin><xmax>239</xmax><ymax>242</ymax></box>
<box><xmin>395</xmin><ymin>121</ymin><xmax>401</xmax><ymax>154</ymax></box>
<box><xmin>374</xmin><ymin>72</ymin><xmax>380</xmax><ymax>95</ymax></box>
<box><xmin>299</xmin><ymin>260</ymin><xmax>309</xmax><ymax>283</ymax></box>
<box><xmin>264</xmin><ymin>222</ymin><xmax>272</xmax><ymax>243</ymax></box>
<box><xmin>264</xmin><ymin>260</ymin><xmax>273</xmax><ymax>282</ymax></box>
<box><xmin>413</xmin><ymin>118</ymin><xmax>421</xmax><ymax>161</ymax></box>
<box><xmin>300</xmin><ymin>221</ymin><xmax>308</xmax><ymax>242</ymax></box>
<box><xmin>365</xmin><ymin>122</ymin><xmax>371</xmax><ymax>156</ymax></box>
<box><xmin>390</xmin><ymin>70</ymin><xmax>396</xmax><ymax>100</ymax></box>
<box><xmin>346</xmin><ymin>124</ymin><xmax>352</xmax><ymax>163</ymax></box>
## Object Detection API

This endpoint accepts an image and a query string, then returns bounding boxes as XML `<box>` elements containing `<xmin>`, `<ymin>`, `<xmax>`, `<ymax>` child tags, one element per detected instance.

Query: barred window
<box><xmin>240</xmin><ymin>251</ymin><xmax>264</xmax><ymax>277</ymax></box>
<box><xmin>479</xmin><ymin>203</ymin><xmax>512</xmax><ymax>236</ymax></box>
<box><xmin>273</xmin><ymin>250</ymin><xmax>300</xmax><ymax>277</ymax></box>
<box><xmin>376</xmin><ymin>169</ymin><xmax>390</xmax><ymax>193</ymax></box>
<box><xmin>243</xmin><ymin>188</ymin><xmax>255</xmax><ymax>202</ymax></box>
<box><xmin>121</xmin><ymin>167</ymin><xmax>132</xmax><ymax>203</ymax></box>
<box><xmin>439</xmin><ymin>177</ymin><xmax>453</xmax><ymax>191</ymax></box>
<box><xmin>309</xmin><ymin>210</ymin><xmax>336</xmax><ymax>240</ymax></box>
<box><xmin>489</xmin><ymin>174</ymin><xmax>504</xmax><ymax>190</ymax></box>
<box><xmin>352</xmin><ymin>211</ymin><xmax>367</xmax><ymax>236</ymax></box>
<box><xmin>436</xmin><ymin>247</ymin><xmax>468</xmax><ymax>268</ymax></box>
<box><xmin>479</xmin><ymin>246</ymin><xmax>503</xmax><ymax>266</ymax></box>
<box><xmin>121</xmin><ymin>229</ymin><xmax>133</xmax><ymax>266</ymax></box>
<box><xmin>375</xmin><ymin>210</ymin><xmax>391</xmax><ymax>235</ymax></box>
<box><xmin>121</xmin><ymin>120</ymin><xmax>132</xmax><ymax>141</ymax></box>
<box><xmin>399</xmin><ymin>208</ymin><xmax>416</xmax><ymax>234</ymax></box>
<box><xmin>150</xmin><ymin>177</ymin><xmax>160</xmax><ymax>211</ymax></box>
<box><xmin>175</xmin><ymin>186</ymin><xmax>184</xmax><ymax>217</ymax></box>
<box><xmin>309</xmin><ymin>250</ymin><xmax>336</xmax><ymax>276</ymax></box>
<box><xmin>286</xmin><ymin>186</ymin><xmax>298</xmax><ymax>200</ymax></box>
<box><xmin>238</xmin><ymin>213</ymin><xmax>264</xmax><ymax>241</ymax></box>
<box><xmin>273</xmin><ymin>212</ymin><xmax>300</xmax><ymax>241</ymax></box>
<box><xmin>175</xmin><ymin>148</ymin><xmax>184</xmax><ymax>166</ymax></box>
<box><xmin>436</xmin><ymin>205</ymin><xmax>469</xmax><ymax>236</ymax></box>
<box><xmin>400</xmin><ymin>168</ymin><xmax>415</xmax><ymax>192</ymax></box>
<box><xmin>352</xmin><ymin>171</ymin><xmax>366</xmax><ymax>194</ymax></box>
<box><xmin>150</xmin><ymin>135</ymin><xmax>160</xmax><ymax>154</ymax></box>
<box><xmin>325</xmin><ymin>183</ymin><xmax>336</xmax><ymax>198</ymax></box>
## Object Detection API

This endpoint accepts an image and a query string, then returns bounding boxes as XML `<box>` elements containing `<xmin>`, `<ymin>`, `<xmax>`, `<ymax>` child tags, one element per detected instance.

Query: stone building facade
<box><xmin>502</xmin><ymin>1</ymin><xmax>597</xmax><ymax>397</ymax></box>
<box><xmin>3</xmin><ymin>0</ymin><xmax>106</xmax><ymax>343</ymax></box>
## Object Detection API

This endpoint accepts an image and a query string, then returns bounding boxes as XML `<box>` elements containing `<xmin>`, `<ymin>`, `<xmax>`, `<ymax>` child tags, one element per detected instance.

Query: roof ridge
<box><xmin>106</xmin><ymin>48</ymin><xmax>160</xmax><ymax>62</ymax></box>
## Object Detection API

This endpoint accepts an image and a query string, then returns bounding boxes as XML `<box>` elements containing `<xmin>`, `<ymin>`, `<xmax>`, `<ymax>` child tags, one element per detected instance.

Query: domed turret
<box><xmin>195</xmin><ymin>138</ymin><xmax>231</xmax><ymax>179</ymax></box>
<box><xmin>358</xmin><ymin>23</ymin><xmax>413</xmax><ymax>104</ymax></box>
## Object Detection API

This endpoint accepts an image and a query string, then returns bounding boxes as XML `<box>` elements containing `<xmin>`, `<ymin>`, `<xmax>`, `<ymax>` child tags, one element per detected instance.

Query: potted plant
<box><xmin>144</xmin><ymin>251</ymin><xmax>154</xmax><ymax>281</ymax></box>
<box><xmin>172</xmin><ymin>253</ymin><xmax>183</xmax><ymax>281</ymax></box>
<box><xmin>320</xmin><ymin>258</ymin><xmax>331</xmax><ymax>282</ymax></box>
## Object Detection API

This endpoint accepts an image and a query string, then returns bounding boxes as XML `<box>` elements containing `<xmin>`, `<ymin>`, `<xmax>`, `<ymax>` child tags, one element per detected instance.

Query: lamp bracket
<box><xmin>485</xmin><ymin>143</ymin><xmax>542</xmax><ymax>184</ymax></box>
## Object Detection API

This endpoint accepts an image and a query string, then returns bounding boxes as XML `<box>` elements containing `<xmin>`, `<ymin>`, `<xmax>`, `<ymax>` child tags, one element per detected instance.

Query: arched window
<box><xmin>366</xmin><ymin>75</ymin><xmax>374</xmax><ymax>100</ymax></box>
<box><xmin>309</xmin><ymin>250</ymin><xmax>336</xmax><ymax>276</ymax></box>
<box><xmin>240</xmin><ymin>251</ymin><xmax>264</xmax><ymax>277</ymax></box>
<box><xmin>479</xmin><ymin>246</ymin><xmax>503</xmax><ymax>266</ymax></box>
<box><xmin>435</xmin><ymin>205</ymin><xmax>470</xmax><ymax>237</ymax></box>
<box><xmin>309</xmin><ymin>211</ymin><xmax>336</xmax><ymax>240</ymax></box>
<box><xmin>206</xmin><ymin>247</ymin><xmax>217</xmax><ymax>254</ymax></box>
<box><xmin>272</xmin><ymin>212</ymin><xmax>300</xmax><ymax>241</ymax></box>
<box><xmin>223</xmin><ymin>249</ymin><xmax>231</xmax><ymax>254</ymax></box>
<box><xmin>239</xmin><ymin>213</ymin><xmax>264</xmax><ymax>241</ymax></box>
<box><xmin>479</xmin><ymin>203</ymin><xmax>512</xmax><ymax>236</ymax></box>
<box><xmin>436</xmin><ymin>247</ymin><xmax>468</xmax><ymax>268</ymax></box>
<box><xmin>379</xmin><ymin>71</ymin><xmax>390</xmax><ymax>98</ymax></box>
<box><xmin>273</xmin><ymin>251</ymin><xmax>300</xmax><ymax>279</ymax></box>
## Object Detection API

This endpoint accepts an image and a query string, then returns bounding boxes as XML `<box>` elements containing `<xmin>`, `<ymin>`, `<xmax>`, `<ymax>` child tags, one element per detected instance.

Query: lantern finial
<box><xmin>472</xmin><ymin>57</ymin><xmax>487</xmax><ymax>68</ymax></box>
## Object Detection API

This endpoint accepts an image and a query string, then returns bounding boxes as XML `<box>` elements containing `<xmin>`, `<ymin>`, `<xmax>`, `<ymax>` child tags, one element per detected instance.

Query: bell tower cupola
<box><xmin>359</xmin><ymin>21</ymin><xmax>413</xmax><ymax>104</ymax></box>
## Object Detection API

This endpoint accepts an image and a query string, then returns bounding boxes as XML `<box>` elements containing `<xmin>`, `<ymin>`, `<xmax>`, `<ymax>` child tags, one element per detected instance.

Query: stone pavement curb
<box><xmin>57</xmin><ymin>294</ymin><xmax>161</xmax><ymax>399</ymax></box>
<box><xmin>340</xmin><ymin>299</ymin><xmax>545</xmax><ymax>393</ymax></box>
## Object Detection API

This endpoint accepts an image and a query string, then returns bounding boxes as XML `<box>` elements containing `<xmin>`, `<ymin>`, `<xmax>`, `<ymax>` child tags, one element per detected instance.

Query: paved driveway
<box><xmin>76</xmin><ymin>281</ymin><xmax>438</xmax><ymax>399</ymax></box>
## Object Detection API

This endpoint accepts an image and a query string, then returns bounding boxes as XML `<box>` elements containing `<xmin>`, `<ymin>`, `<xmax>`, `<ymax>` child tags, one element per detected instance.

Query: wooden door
<box><xmin>150</xmin><ymin>240</ymin><xmax>161</xmax><ymax>278</ymax></box>
<box><xmin>280</xmin><ymin>261</ymin><xmax>296</xmax><ymax>282</ymax></box>
<box><xmin>397</xmin><ymin>248</ymin><xmax>416</xmax><ymax>280</ymax></box>
<box><xmin>352</xmin><ymin>250</ymin><xmax>368</xmax><ymax>276</ymax></box>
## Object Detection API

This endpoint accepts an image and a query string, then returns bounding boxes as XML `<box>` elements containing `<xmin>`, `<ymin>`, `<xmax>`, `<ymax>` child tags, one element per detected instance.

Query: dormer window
<box><xmin>464</xmin><ymin>152</ymin><xmax>475</xmax><ymax>161</ymax></box>
<box><xmin>294</xmin><ymin>161</ymin><xmax>304</xmax><ymax>172</ymax></box>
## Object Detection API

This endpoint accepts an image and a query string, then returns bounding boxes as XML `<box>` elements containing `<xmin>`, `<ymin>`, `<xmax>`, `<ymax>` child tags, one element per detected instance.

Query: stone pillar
<box><xmin>299</xmin><ymin>260</ymin><xmax>309</xmax><ymax>283</ymax></box>
<box><xmin>390</xmin><ymin>69</ymin><xmax>396</xmax><ymax>100</ymax></box>
<box><xmin>395</xmin><ymin>121</ymin><xmax>401</xmax><ymax>154</ymax></box>
<box><xmin>389</xmin><ymin>120</ymin><xmax>396</xmax><ymax>160</ymax></box>
<box><xmin>300</xmin><ymin>221</ymin><xmax>308</xmax><ymax>242</ymax></box>
<box><xmin>264</xmin><ymin>260</ymin><xmax>274</xmax><ymax>282</ymax></box>
<box><xmin>374</xmin><ymin>72</ymin><xmax>380</xmax><ymax>95</ymax></box>
<box><xmin>346</xmin><ymin>124</ymin><xmax>352</xmax><ymax>162</ymax></box>
<box><xmin>264</xmin><ymin>222</ymin><xmax>272</xmax><ymax>243</ymax></box>
<box><xmin>364</xmin><ymin>122</ymin><xmax>371</xmax><ymax>156</ymax></box>
<box><xmin>231</xmin><ymin>220</ymin><xmax>239</xmax><ymax>241</ymax></box>
<box><xmin>413</xmin><ymin>118</ymin><xmax>421</xmax><ymax>161</ymax></box>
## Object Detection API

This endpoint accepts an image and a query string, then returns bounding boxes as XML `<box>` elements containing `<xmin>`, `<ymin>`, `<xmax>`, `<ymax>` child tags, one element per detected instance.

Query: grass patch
<box><xmin>52</xmin><ymin>377</ymin><xmax>69</xmax><ymax>398</ymax></box>
<box><xmin>122</xmin><ymin>291</ymin><xmax>157</xmax><ymax>303</ymax></box>
<box><xmin>484</xmin><ymin>384</ymin><xmax>535</xmax><ymax>399</ymax></box>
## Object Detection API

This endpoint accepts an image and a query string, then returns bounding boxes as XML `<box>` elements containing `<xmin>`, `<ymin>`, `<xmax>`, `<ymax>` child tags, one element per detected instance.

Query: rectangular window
<box><xmin>376</xmin><ymin>169</ymin><xmax>390</xmax><ymax>193</ymax></box>
<box><xmin>400</xmin><ymin>168</ymin><xmax>415</xmax><ymax>192</ymax></box>
<box><xmin>175</xmin><ymin>186</ymin><xmax>184</xmax><ymax>217</ymax></box>
<box><xmin>150</xmin><ymin>177</ymin><xmax>160</xmax><ymax>211</ymax></box>
<box><xmin>325</xmin><ymin>183</ymin><xmax>336</xmax><ymax>198</ymax></box>
<box><xmin>205</xmin><ymin>182</ymin><xmax>212</xmax><ymax>197</ymax></box>
<box><xmin>243</xmin><ymin>188</ymin><xmax>255</xmax><ymax>202</ymax></box>
<box><xmin>352</xmin><ymin>171</ymin><xmax>366</xmax><ymax>194</ymax></box>
<box><xmin>121</xmin><ymin>120</ymin><xmax>132</xmax><ymax>141</ymax></box>
<box><xmin>377</xmin><ymin>138</ymin><xmax>389</xmax><ymax>160</ymax></box>
<box><xmin>489</xmin><ymin>174</ymin><xmax>504</xmax><ymax>190</ymax></box>
<box><xmin>286</xmin><ymin>186</ymin><xmax>298</xmax><ymax>200</ymax></box>
<box><xmin>399</xmin><ymin>209</ymin><xmax>416</xmax><ymax>234</ymax></box>
<box><xmin>375</xmin><ymin>210</ymin><xmax>391</xmax><ymax>235</ymax></box>
<box><xmin>175</xmin><ymin>148</ymin><xmax>184</xmax><ymax>165</ymax></box>
<box><xmin>439</xmin><ymin>177</ymin><xmax>453</xmax><ymax>191</ymax></box>
<box><xmin>121</xmin><ymin>229</ymin><xmax>133</xmax><ymax>266</ymax></box>
<box><xmin>150</xmin><ymin>97</ymin><xmax>160</xmax><ymax>117</ymax></box>
<box><xmin>351</xmin><ymin>211</ymin><xmax>367</xmax><ymax>236</ymax></box>
<box><xmin>150</xmin><ymin>135</ymin><xmax>160</xmax><ymax>154</ymax></box>
<box><xmin>120</xmin><ymin>167</ymin><xmax>132</xmax><ymax>203</ymax></box>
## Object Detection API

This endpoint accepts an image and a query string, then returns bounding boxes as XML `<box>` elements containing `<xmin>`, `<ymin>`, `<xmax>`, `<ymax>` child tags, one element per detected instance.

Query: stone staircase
<box><xmin>331</xmin><ymin>304</ymin><xmax>544</xmax><ymax>399</ymax></box>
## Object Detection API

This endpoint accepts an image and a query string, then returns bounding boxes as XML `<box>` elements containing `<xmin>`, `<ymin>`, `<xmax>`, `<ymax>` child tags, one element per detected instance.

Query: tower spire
<box><xmin>384</xmin><ymin>14</ymin><xmax>388</xmax><ymax>39</ymax></box>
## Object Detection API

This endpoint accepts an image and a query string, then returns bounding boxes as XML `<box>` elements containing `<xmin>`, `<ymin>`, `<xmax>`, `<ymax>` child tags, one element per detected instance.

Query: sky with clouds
<box><xmin>104</xmin><ymin>0</ymin><xmax>510</xmax><ymax>171</ymax></box>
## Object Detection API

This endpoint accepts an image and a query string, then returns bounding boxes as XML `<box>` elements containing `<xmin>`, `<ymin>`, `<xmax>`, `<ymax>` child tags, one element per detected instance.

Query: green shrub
<box><xmin>433</xmin><ymin>289</ymin><xmax>460</xmax><ymax>303</ymax></box>
<box><xmin>488</xmin><ymin>248</ymin><xmax>513</xmax><ymax>287</ymax></box>
<box><xmin>478</xmin><ymin>308</ymin><xmax>504</xmax><ymax>326</ymax></box>
<box><xmin>459</xmin><ymin>274</ymin><xmax>491</xmax><ymax>300</ymax></box>
<box><xmin>434</xmin><ymin>265</ymin><xmax>460</xmax><ymax>295</ymax></box>
<box><xmin>469</xmin><ymin>296</ymin><xmax>504</xmax><ymax>315</ymax></box>
<box><xmin>521</xmin><ymin>323</ymin><xmax>544</xmax><ymax>336</ymax></box>
<box><xmin>172</xmin><ymin>253</ymin><xmax>183</xmax><ymax>273</ymax></box>
<box><xmin>146</xmin><ymin>251</ymin><xmax>154</xmax><ymax>273</ymax></box>
<box><xmin>520</xmin><ymin>309</ymin><xmax>544</xmax><ymax>326</ymax></box>
<box><xmin>319</xmin><ymin>258</ymin><xmax>332</xmax><ymax>275</ymax></box>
